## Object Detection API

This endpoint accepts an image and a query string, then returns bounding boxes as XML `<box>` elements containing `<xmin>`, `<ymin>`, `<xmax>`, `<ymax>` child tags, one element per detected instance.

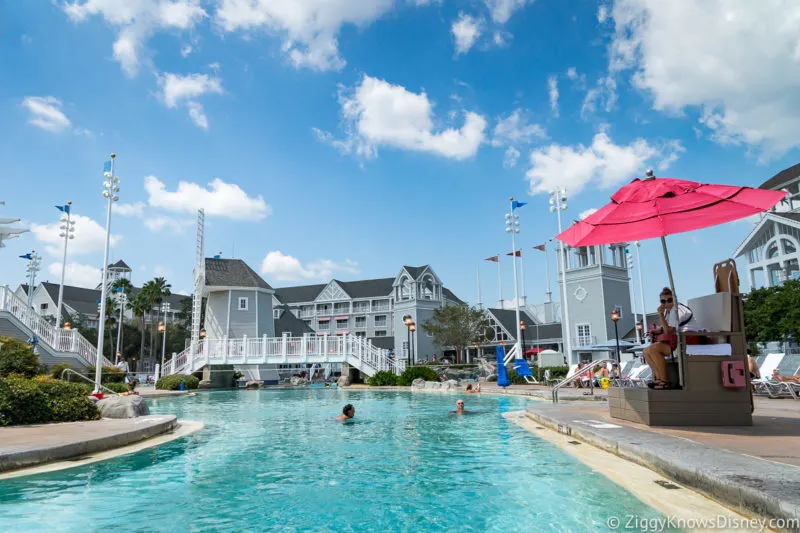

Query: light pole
<box><xmin>549</xmin><ymin>190</ymin><xmax>573</xmax><ymax>365</ymax></box>
<box><xmin>55</xmin><ymin>202</ymin><xmax>75</xmax><ymax>327</ymax></box>
<box><xmin>160</xmin><ymin>302</ymin><xmax>171</xmax><ymax>368</ymax></box>
<box><xmin>634</xmin><ymin>241</ymin><xmax>647</xmax><ymax>337</ymax></box>
<box><xmin>403</xmin><ymin>314</ymin><xmax>412</xmax><ymax>366</ymax></box>
<box><xmin>520</xmin><ymin>320</ymin><xmax>526</xmax><ymax>359</ymax></box>
<box><xmin>114</xmin><ymin>290</ymin><xmax>127</xmax><ymax>365</ymax></box>
<box><xmin>636</xmin><ymin>321</ymin><xmax>644</xmax><ymax>344</ymax></box>
<box><xmin>611</xmin><ymin>308</ymin><xmax>621</xmax><ymax>365</ymax></box>
<box><xmin>625</xmin><ymin>247</ymin><xmax>640</xmax><ymax>344</ymax></box>
<box><xmin>19</xmin><ymin>250</ymin><xmax>42</xmax><ymax>308</ymax></box>
<box><xmin>409</xmin><ymin>322</ymin><xmax>416</xmax><ymax>364</ymax></box>
<box><xmin>505</xmin><ymin>197</ymin><xmax>525</xmax><ymax>359</ymax></box>
<box><xmin>94</xmin><ymin>153</ymin><xmax>119</xmax><ymax>394</ymax></box>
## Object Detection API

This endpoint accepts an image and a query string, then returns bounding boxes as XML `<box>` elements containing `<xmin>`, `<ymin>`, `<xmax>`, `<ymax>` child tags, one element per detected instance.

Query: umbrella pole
<box><xmin>660</xmin><ymin>236</ymin><xmax>684</xmax><ymax>388</ymax></box>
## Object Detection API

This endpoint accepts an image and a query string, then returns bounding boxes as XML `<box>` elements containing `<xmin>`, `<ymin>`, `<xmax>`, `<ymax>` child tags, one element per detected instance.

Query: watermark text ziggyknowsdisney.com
<box><xmin>605</xmin><ymin>514</ymin><xmax>800</xmax><ymax>532</ymax></box>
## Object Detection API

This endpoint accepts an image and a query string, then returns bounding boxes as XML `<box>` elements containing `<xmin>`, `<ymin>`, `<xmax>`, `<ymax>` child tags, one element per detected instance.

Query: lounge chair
<box><xmin>513</xmin><ymin>359</ymin><xmax>538</xmax><ymax>384</ymax></box>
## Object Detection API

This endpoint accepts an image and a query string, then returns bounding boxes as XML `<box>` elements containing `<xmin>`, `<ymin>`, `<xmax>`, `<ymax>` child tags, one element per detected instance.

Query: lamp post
<box><xmin>200</xmin><ymin>328</ymin><xmax>206</xmax><ymax>339</ymax></box>
<box><xmin>114</xmin><ymin>290</ymin><xmax>127</xmax><ymax>365</ymax></box>
<box><xmin>19</xmin><ymin>251</ymin><xmax>42</xmax><ymax>308</ymax></box>
<box><xmin>55</xmin><ymin>202</ymin><xmax>75</xmax><ymax>327</ymax></box>
<box><xmin>403</xmin><ymin>314</ymin><xmax>413</xmax><ymax>366</ymax></box>
<box><xmin>409</xmin><ymin>322</ymin><xmax>417</xmax><ymax>364</ymax></box>
<box><xmin>611</xmin><ymin>308</ymin><xmax>621</xmax><ymax>365</ymax></box>
<box><xmin>94</xmin><ymin>153</ymin><xmax>119</xmax><ymax>394</ymax></box>
<box><xmin>160</xmin><ymin>302</ymin><xmax>171</xmax><ymax>368</ymax></box>
<box><xmin>504</xmin><ymin>198</ymin><xmax>523</xmax><ymax>359</ymax></box>
<box><xmin>549</xmin><ymin>190</ymin><xmax>572</xmax><ymax>365</ymax></box>
<box><xmin>520</xmin><ymin>321</ymin><xmax>526</xmax><ymax>358</ymax></box>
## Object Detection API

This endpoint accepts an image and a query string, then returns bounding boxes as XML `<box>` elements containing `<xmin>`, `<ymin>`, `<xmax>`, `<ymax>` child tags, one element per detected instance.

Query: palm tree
<box><xmin>131</xmin><ymin>291</ymin><xmax>150</xmax><ymax>363</ymax></box>
<box><xmin>142</xmin><ymin>277</ymin><xmax>171</xmax><ymax>363</ymax></box>
<box><xmin>111</xmin><ymin>278</ymin><xmax>134</xmax><ymax>360</ymax></box>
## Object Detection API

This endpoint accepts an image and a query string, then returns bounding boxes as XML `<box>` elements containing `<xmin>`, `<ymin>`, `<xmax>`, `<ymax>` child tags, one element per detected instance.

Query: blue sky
<box><xmin>1</xmin><ymin>0</ymin><xmax>799</xmax><ymax>314</ymax></box>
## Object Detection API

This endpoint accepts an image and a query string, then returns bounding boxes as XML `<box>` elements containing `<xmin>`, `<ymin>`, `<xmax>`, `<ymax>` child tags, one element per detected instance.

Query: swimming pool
<box><xmin>0</xmin><ymin>390</ymin><xmax>674</xmax><ymax>532</ymax></box>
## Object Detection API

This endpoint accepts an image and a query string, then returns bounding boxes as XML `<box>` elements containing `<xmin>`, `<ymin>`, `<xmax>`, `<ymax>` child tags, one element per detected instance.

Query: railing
<box><xmin>60</xmin><ymin>368</ymin><xmax>119</xmax><ymax>395</ymax></box>
<box><xmin>317</xmin><ymin>308</ymin><xmax>332</xmax><ymax>316</ymax></box>
<box><xmin>0</xmin><ymin>285</ymin><xmax>112</xmax><ymax>368</ymax></box>
<box><xmin>551</xmin><ymin>358</ymin><xmax>615</xmax><ymax>403</ymax></box>
<box><xmin>160</xmin><ymin>333</ymin><xmax>404</xmax><ymax>378</ymax></box>
<box><xmin>573</xmin><ymin>335</ymin><xmax>598</xmax><ymax>347</ymax></box>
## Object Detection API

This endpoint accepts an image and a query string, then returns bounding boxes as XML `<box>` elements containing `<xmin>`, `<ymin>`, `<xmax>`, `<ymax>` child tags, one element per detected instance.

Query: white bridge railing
<box><xmin>160</xmin><ymin>333</ymin><xmax>404</xmax><ymax>379</ymax></box>
<box><xmin>0</xmin><ymin>285</ymin><xmax>112</xmax><ymax>368</ymax></box>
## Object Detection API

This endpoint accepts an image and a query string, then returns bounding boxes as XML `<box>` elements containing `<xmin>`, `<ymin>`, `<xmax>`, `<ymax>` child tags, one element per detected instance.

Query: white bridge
<box><xmin>160</xmin><ymin>333</ymin><xmax>405</xmax><ymax>378</ymax></box>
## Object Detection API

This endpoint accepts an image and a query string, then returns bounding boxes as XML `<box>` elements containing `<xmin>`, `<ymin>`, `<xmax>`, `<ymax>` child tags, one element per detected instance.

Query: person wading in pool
<box><xmin>450</xmin><ymin>399</ymin><xmax>467</xmax><ymax>414</ymax></box>
<box><xmin>336</xmin><ymin>404</ymin><xmax>355</xmax><ymax>421</ymax></box>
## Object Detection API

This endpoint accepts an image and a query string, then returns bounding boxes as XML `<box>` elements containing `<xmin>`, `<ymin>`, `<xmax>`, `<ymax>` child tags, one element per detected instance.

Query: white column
<box><xmin>262</xmin><ymin>334</ymin><xmax>268</xmax><ymax>358</ymax></box>
<box><xmin>242</xmin><ymin>335</ymin><xmax>248</xmax><ymax>358</ymax></box>
<box><xmin>281</xmin><ymin>333</ymin><xmax>288</xmax><ymax>362</ymax></box>
<box><xmin>323</xmin><ymin>334</ymin><xmax>329</xmax><ymax>362</ymax></box>
<box><xmin>223</xmin><ymin>335</ymin><xmax>228</xmax><ymax>364</ymax></box>
<box><xmin>748</xmin><ymin>268</ymin><xmax>756</xmax><ymax>291</ymax></box>
<box><xmin>301</xmin><ymin>333</ymin><xmax>308</xmax><ymax>362</ymax></box>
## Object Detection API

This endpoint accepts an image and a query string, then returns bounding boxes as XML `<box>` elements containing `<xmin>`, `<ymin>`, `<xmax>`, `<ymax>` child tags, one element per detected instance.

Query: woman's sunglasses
<box><xmin>660</xmin><ymin>297</ymin><xmax>674</xmax><ymax>304</ymax></box>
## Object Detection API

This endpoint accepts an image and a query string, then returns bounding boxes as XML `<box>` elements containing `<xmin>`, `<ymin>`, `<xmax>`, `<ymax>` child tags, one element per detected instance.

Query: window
<box><xmin>40</xmin><ymin>303</ymin><xmax>48</xmax><ymax>311</ymax></box>
<box><xmin>374</xmin><ymin>330</ymin><xmax>387</xmax><ymax>337</ymax></box>
<box><xmin>336</xmin><ymin>318</ymin><xmax>348</xmax><ymax>329</ymax></box>
<box><xmin>273</xmin><ymin>309</ymin><xmax>281</xmax><ymax>319</ymax></box>
<box><xmin>576</xmin><ymin>324</ymin><xmax>592</xmax><ymax>347</ymax></box>
<box><xmin>355</xmin><ymin>316</ymin><xmax>367</xmax><ymax>328</ymax></box>
<box><xmin>334</xmin><ymin>303</ymin><xmax>349</xmax><ymax>314</ymax></box>
<box><xmin>318</xmin><ymin>320</ymin><xmax>330</xmax><ymax>330</ymax></box>
<box><xmin>353</xmin><ymin>301</ymin><xmax>369</xmax><ymax>313</ymax></box>
<box><xmin>355</xmin><ymin>331</ymin><xmax>366</xmax><ymax>338</ymax></box>
<box><xmin>783</xmin><ymin>239</ymin><xmax>797</xmax><ymax>255</ymax></box>
<box><xmin>374</xmin><ymin>315</ymin><xmax>387</xmax><ymax>327</ymax></box>
<box><xmin>238</xmin><ymin>297</ymin><xmax>249</xmax><ymax>311</ymax></box>
<box><xmin>767</xmin><ymin>242</ymin><xmax>780</xmax><ymax>259</ymax></box>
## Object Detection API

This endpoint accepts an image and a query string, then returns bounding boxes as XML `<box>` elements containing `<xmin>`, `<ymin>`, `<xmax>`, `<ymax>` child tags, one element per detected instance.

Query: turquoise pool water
<box><xmin>0</xmin><ymin>390</ymin><xmax>673</xmax><ymax>532</ymax></box>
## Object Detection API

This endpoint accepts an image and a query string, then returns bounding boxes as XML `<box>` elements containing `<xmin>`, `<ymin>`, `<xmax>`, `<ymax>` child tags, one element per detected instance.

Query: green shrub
<box><xmin>103</xmin><ymin>382</ymin><xmax>129</xmax><ymax>394</ymax></box>
<box><xmin>0</xmin><ymin>337</ymin><xmax>40</xmax><ymax>378</ymax></box>
<box><xmin>49</xmin><ymin>363</ymin><xmax>74</xmax><ymax>380</ymax></box>
<box><xmin>0</xmin><ymin>376</ymin><xmax>50</xmax><ymax>426</ymax></box>
<box><xmin>35</xmin><ymin>378</ymin><xmax>100</xmax><ymax>422</ymax></box>
<box><xmin>101</xmin><ymin>366</ymin><xmax>125</xmax><ymax>383</ymax></box>
<box><xmin>533</xmin><ymin>365</ymin><xmax>570</xmax><ymax>382</ymax></box>
<box><xmin>156</xmin><ymin>374</ymin><xmax>199</xmax><ymax>390</ymax></box>
<box><xmin>367</xmin><ymin>371</ymin><xmax>398</xmax><ymax>386</ymax></box>
<box><xmin>397</xmin><ymin>366</ymin><xmax>440</xmax><ymax>386</ymax></box>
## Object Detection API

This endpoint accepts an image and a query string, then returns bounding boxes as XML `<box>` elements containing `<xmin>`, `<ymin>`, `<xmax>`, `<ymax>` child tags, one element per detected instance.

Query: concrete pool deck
<box><xmin>524</xmin><ymin>400</ymin><xmax>800</xmax><ymax>528</ymax></box>
<box><xmin>0</xmin><ymin>415</ymin><xmax>180</xmax><ymax>474</ymax></box>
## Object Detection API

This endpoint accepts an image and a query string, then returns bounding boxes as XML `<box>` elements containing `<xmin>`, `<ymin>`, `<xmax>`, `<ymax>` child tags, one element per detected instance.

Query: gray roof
<box><xmin>336</xmin><ymin>278</ymin><xmax>394</xmax><ymax>299</ymax></box>
<box><xmin>368</xmin><ymin>336</ymin><xmax>395</xmax><ymax>351</ymax></box>
<box><xmin>760</xmin><ymin>162</ymin><xmax>800</xmax><ymax>190</ymax></box>
<box><xmin>774</xmin><ymin>212</ymin><xmax>800</xmax><ymax>224</ymax></box>
<box><xmin>442</xmin><ymin>288</ymin><xmax>463</xmax><ymax>305</ymax></box>
<box><xmin>205</xmin><ymin>258</ymin><xmax>272</xmax><ymax>290</ymax></box>
<box><xmin>274</xmin><ymin>284</ymin><xmax>327</xmax><ymax>304</ymax></box>
<box><xmin>274</xmin><ymin>308</ymin><xmax>315</xmax><ymax>336</ymax></box>
<box><xmin>109</xmin><ymin>259</ymin><xmax>131</xmax><ymax>270</ymax></box>
<box><xmin>39</xmin><ymin>281</ymin><xmax>190</xmax><ymax>319</ymax></box>
<box><xmin>528</xmin><ymin>322</ymin><xmax>565</xmax><ymax>340</ymax></box>
<box><xmin>403</xmin><ymin>265</ymin><xmax>428</xmax><ymax>279</ymax></box>
<box><xmin>487</xmin><ymin>308</ymin><xmax>542</xmax><ymax>340</ymax></box>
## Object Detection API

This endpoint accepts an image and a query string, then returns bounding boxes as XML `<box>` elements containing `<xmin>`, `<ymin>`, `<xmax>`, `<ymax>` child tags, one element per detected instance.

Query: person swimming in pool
<box><xmin>336</xmin><ymin>404</ymin><xmax>355</xmax><ymax>421</ymax></box>
<box><xmin>451</xmin><ymin>399</ymin><xmax>467</xmax><ymax>414</ymax></box>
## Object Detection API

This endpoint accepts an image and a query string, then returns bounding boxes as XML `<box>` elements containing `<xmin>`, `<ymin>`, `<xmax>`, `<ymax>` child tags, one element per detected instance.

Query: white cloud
<box><xmin>316</xmin><ymin>75</ymin><xmax>487</xmax><ymax>161</ymax></box>
<box><xmin>181</xmin><ymin>44</ymin><xmax>193</xmax><ymax>57</ymax></box>
<box><xmin>21</xmin><ymin>97</ymin><xmax>71</xmax><ymax>132</ymax></box>
<box><xmin>260</xmin><ymin>250</ymin><xmax>359</xmax><ymax>282</ymax></box>
<box><xmin>491</xmin><ymin>108</ymin><xmax>546</xmax><ymax>167</ymax></box>
<box><xmin>525</xmin><ymin>130</ymin><xmax>683</xmax><ymax>195</ymax></box>
<box><xmin>144</xmin><ymin>175</ymin><xmax>271</xmax><ymax>220</ymax></box>
<box><xmin>143</xmin><ymin>215</ymin><xmax>194</xmax><ymax>233</ymax></box>
<box><xmin>485</xmin><ymin>0</ymin><xmax>532</xmax><ymax>24</ymax></box>
<box><xmin>548</xmin><ymin>76</ymin><xmax>559</xmax><ymax>117</ymax></box>
<box><xmin>31</xmin><ymin>214</ymin><xmax>121</xmax><ymax>256</ymax></box>
<box><xmin>64</xmin><ymin>0</ymin><xmax>207</xmax><ymax>76</ymax></box>
<box><xmin>579</xmin><ymin>208</ymin><xmax>599</xmax><ymax>220</ymax></box>
<box><xmin>597</xmin><ymin>5</ymin><xmax>609</xmax><ymax>23</ymax></box>
<box><xmin>608</xmin><ymin>0</ymin><xmax>800</xmax><ymax>154</ymax></box>
<box><xmin>215</xmin><ymin>0</ymin><xmax>397</xmax><ymax>71</ymax></box>
<box><xmin>48</xmin><ymin>262</ymin><xmax>102</xmax><ymax>289</ymax></box>
<box><xmin>581</xmin><ymin>76</ymin><xmax>617</xmax><ymax>118</ymax></box>
<box><xmin>566</xmin><ymin>67</ymin><xmax>587</xmax><ymax>89</ymax></box>
<box><xmin>114</xmin><ymin>202</ymin><xmax>146</xmax><ymax>217</ymax></box>
<box><xmin>452</xmin><ymin>13</ymin><xmax>482</xmax><ymax>55</ymax></box>
<box><xmin>158</xmin><ymin>72</ymin><xmax>223</xmax><ymax>129</ymax></box>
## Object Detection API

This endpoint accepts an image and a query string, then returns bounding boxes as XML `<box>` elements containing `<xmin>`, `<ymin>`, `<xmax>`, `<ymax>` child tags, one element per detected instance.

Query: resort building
<box><xmin>734</xmin><ymin>162</ymin><xmax>800</xmax><ymax>289</ymax></box>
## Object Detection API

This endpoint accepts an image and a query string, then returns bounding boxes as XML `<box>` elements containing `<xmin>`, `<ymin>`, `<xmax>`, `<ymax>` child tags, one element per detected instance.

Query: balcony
<box><xmin>572</xmin><ymin>335</ymin><xmax>598</xmax><ymax>348</ymax></box>
<box><xmin>317</xmin><ymin>308</ymin><xmax>332</xmax><ymax>316</ymax></box>
<box><xmin>299</xmin><ymin>310</ymin><xmax>314</xmax><ymax>318</ymax></box>
<box><xmin>333</xmin><ymin>307</ymin><xmax>350</xmax><ymax>315</ymax></box>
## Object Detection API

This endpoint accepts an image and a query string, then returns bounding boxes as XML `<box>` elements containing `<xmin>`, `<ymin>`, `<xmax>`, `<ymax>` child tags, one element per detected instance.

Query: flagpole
<box><xmin>476</xmin><ymin>263</ymin><xmax>482</xmax><ymax>309</ymax></box>
<box><xmin>506</xmin><ymin>198</ymin><xmax>522</xmax><ymax>359</ymax></box>
<box><xmin>635</xmin><ymin>241</ymin><xmax>647</xmax><ymax>336</ymax></box>
<box><xmin>497</xmin><ymin>254</ymin><xmax>503</xmax><ymax>308</ymax></box>
<box><xmin>56</xmin><ymin>202</ymin><xmax>73</xmax><ymax>328</ymax></box>
<box><xmin>543</xmin><ymin>243</ymin><xmax>552</xmax><ymax>303</ymax></box>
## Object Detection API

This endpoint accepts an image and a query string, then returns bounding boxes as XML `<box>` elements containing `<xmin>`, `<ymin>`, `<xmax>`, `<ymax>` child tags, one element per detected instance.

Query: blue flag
<box><xmin>103</xmin><ymin>160</ymin><xmax>112</xmax><ymax>173</ymax></box>
<box><xmin>213</xmin><ymin>254</ymin><xmax>221</xmax><ymax>259</ymax></box>
<box><xmin>55</xmin><ymin>204</ymin><xmax>71</xmax><ymax>214</ymax></box>
<box><xmin>19</xmin><ymin>253</ymin><xmax>32</xmax><ymax>260</ymax></box>
<box><xmin>512</xmin><ymin>200</ymin><xmax>527</xmax><ymax>210</ymax></box>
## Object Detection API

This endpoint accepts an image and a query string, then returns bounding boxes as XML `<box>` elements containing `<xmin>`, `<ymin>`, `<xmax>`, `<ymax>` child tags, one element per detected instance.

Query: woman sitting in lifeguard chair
<box><xmin>643</xmin><ymin>287</ymin><xmax>691</xmax><ymax>390</ymax></box>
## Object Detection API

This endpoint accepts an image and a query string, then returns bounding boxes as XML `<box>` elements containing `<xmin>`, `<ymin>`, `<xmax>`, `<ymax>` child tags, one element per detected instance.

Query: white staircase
<box><xmin>0</xmin><ymin>286</ymin><xmax>113</xmax><ymax>369</ymax></box>
<box><xmin>159</xmin><ymin>333</ymin><xmax>405</xmax><ymax>378</ymax></box>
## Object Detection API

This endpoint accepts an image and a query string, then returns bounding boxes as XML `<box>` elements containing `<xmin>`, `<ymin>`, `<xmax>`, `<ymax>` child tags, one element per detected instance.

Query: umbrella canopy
<box><xmin>557</xmin><ymin>176</ymin><xmax>786</xmax><ymax>247</ymax></box>
<box><xmin>524</xmin><ymin>347</ymin><xmax>544</xmax><ymax>355</ymax></box>
<box><xmin>583</xmin><ymin>339</ymin><xmax>638</xmax><ymax>351</ymax></box>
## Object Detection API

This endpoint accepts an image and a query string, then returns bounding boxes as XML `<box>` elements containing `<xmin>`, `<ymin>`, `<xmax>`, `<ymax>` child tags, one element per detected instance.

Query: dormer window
<box><xmin>400</xmin><ymin>277</ymin><xmax>412</xmax><ymax>300</ymax></box>
<box><xmin>238</xmin><ymin>297</ymin><xmax>249</xmax><ymax>311</ymax></box>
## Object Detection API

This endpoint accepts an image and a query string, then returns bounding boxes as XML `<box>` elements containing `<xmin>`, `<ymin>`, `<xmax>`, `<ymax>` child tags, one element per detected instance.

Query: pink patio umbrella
<box><xmin>556</xmin><ymin>170</ymin><xmax>786</xmax><ymax>386</ymax></box>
